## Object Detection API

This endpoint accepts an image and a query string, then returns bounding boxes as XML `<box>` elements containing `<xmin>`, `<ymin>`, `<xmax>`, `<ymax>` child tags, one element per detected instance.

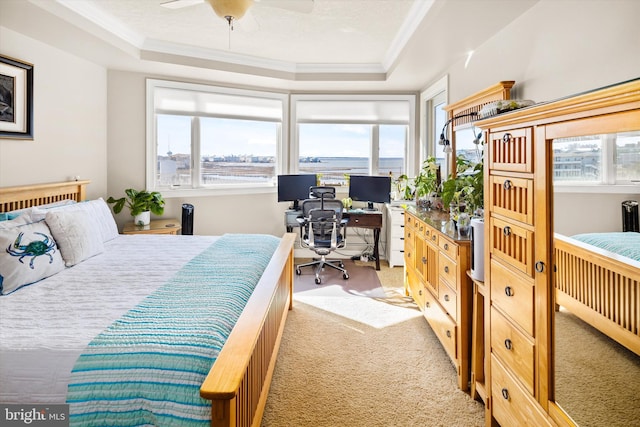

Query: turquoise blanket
<box><xmin>572</xmin><ymin>232</ymin><xmax>640</xmax><ymax>262</ymax></box>
<box><xmin>67</xmin><ymin>234</ymin><xmax>280</xmax><ymax>427</ymax></box>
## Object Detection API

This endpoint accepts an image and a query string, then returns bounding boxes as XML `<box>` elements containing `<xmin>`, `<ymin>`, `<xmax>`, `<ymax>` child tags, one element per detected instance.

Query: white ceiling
<box><xmin>2</xmin><ymin>0</ymin><xmax>539</xmax><ymax>91</ymax></box>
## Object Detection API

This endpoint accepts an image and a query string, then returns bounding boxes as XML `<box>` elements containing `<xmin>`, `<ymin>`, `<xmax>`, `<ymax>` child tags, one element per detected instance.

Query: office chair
<box><xmin>309</xmin><ymin>186</ymin><xmax>336</xmax><ymax>199</ymax></box>
<box><xmin>295</xmin><ymin>192</ymin><xmax>349</xmax><ymax>285</ymax></box>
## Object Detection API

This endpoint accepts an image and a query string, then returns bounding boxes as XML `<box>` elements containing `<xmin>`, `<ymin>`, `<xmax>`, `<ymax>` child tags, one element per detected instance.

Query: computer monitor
<box><xmin>348</xmin><ymin>175</ymin><xmax>391</xmax><ymax>210</ymax></box>
<box><xmin>277</xmin><ymin>174</ymin><xmax>317</xmax><ymax>210</ymax></box>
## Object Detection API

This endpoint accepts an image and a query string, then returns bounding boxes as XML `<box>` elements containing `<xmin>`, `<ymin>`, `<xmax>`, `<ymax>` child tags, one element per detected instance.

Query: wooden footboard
<box><xmin>200</xmin><ymin>232</ymin><xmax>296</xmax><ymax>427</ymax></box>
<box><xmin>0</xmin><ymin>180</ymin><xmax>296</xmax><ymax>427</ymax></box>
<box><xmin>554</xmin><ymin>233</ymin><xmax>640</xmax><ymax>355</ymax></box>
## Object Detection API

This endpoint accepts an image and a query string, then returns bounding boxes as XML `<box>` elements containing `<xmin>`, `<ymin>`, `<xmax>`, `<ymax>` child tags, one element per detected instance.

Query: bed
<box><xmin>0</xmin><ymin>180</ymin><xmax>296</xmax><ymax>427</ymax></box>
<box><xmin>554</xmin><ymin>232</ymin><xmax>640</xmax><ymax>356</ymax></box>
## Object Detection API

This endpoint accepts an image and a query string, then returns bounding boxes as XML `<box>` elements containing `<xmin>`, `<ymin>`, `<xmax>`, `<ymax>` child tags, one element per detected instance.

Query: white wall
<box><xmin>0</xmin><ymin>27</ymin><xmax>107</xmax><ymax>199</ymax></box>
<box><xmin>436</xmin><ymin>0</ymin><xmax>640</xmax><ymax>236</ymax></box>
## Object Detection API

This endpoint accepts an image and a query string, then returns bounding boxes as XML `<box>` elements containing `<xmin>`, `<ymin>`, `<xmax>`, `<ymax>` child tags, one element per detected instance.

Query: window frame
<box><xmin>420</xmin><ymin>75</ymin><xmax>448</xmax><ymax>179</ymax></box>
<box><xmin>146</xmin><ymin>79</ymin><xmax>289</xmax><ymax>198</ymax></box>
<box><xmin>289</xmin><ymin>94</ymin><xmax>416</xmax><ymax>179</ymax></box>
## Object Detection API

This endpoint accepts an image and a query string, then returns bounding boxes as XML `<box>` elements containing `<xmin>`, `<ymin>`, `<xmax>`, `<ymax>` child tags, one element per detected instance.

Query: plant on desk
<box><xmin>107</xmin><ymin>188</ymin><xmax>165</xmax><ymax>226</ymax></box>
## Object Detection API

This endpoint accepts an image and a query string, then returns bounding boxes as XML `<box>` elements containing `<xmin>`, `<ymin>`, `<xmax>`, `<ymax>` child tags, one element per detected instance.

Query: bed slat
<box><xmin>554</xmin><ymin>234</ymin><xmax>640</xmax><ymax>355</ymax></box>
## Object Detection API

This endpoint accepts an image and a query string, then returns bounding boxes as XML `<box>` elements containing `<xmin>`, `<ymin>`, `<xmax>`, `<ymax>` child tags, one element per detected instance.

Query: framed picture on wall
<box><xmin>0</xmin><ymin>55</ymin><xmax>34</xmax><ymax>139</ymax></box>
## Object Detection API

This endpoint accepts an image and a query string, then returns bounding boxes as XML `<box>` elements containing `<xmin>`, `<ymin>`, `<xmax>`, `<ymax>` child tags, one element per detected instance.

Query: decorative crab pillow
<box><xmin>0</xmin><ymin>221</ymin><xmax>65</xmax><ymax>295</ymax></box>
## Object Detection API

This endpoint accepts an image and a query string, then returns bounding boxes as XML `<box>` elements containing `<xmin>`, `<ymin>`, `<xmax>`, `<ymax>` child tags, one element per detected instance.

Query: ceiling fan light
<box><xmin>206</xmin><ymin>0</ymin><xmax>254</xmax><ymax>20</ymax></box>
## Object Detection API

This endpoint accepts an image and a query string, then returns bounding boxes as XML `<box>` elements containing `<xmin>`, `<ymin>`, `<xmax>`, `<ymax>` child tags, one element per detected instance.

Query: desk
<box><xmin>286</xmin><ymin>209</ymin><xmax>383</xmax><ymax>270</ymax></box>
<box><xmin>344</xmin><ymin>211</ymin><xmax>383</xmax><ymax>270</ymax></box>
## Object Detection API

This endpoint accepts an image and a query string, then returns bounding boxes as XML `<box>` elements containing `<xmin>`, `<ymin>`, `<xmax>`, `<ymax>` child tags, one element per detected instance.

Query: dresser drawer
<box><xmin>489</xmin><ymin>216</ymin><xmax>534</xmax><ymax>277</ymax></box>
<box><xmin>389</xmin><ymin>224</ymin><xmax>405</xmax><ymax>238</ymax></box>
<box><xmin>405</xmin><ymin>212</ymin><xmax>416</xmax><ymax>228</ymax></box>
<box><xmin>388</xmin><ymin>250</ymin><xmax>404</xmax><ymax>268</ymax></box>
<box><xmin>424</xmin><ymin>289</ymin><xmax>457</xmax><ymax>362</ymax></box>
<box><xmin>406</xmin><ymin>267</ymin><xmax>425</xmax><ymax>309</ymax></box>
<box><xmin>438</xmin><ymin>279</ymin><xmax>457</xmax><ymax>322</ymax></box>
<box><xmin>387</xmin><ymin>206</ymin><xmax>405</xmax><ymax>223</ymax></box>
<box><xmin>438</xmin><ymin>251</ymin><xmax>457</xmax><ymax>289</ymax></box>
<box><xmin>491</xmin><ymin>355</ymin><xmax>552</xmax><ymax>427</ymax></box>
<box><xmin>490</xmin><ymin>259</ymin><xmax>534</xmax><ymax>335</ymax></box>
<box><xmin>489</xmin><ymin>175</ymin><xmax>534</xmax><ymax>225</ymax></box>
<box><xmin>487</xmin><ymin>127</ymin><xmax>533</xmax><ymax>173</ymax></box>
<box><xmin>491</xmin><ymin>307</ymin><xmax>534</xmax><ymax>395</ymax></box>
<box><xmin>388</xmin><ymin>234</ymin><xmax>405</xmax><ymax>250</ymax></box>
<box><xmin>438</xmin><ymin>235</ymin><xmax>458</xmax><ymax>260</ymax></box>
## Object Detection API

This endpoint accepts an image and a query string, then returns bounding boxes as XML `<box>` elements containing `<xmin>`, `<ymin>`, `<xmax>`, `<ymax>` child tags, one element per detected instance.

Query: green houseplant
<box><xmin>413</xmin><ymin>156</ymin><xmax>442</xmax><ymax>209</ymax></box>
<box><xmin>107</xmin><ymin>189</ymin><xmax>165</xmax><ymax>226</ymax></box>
<box><xmin>441</xmin><ymin>155</ymin><xmax>484</xmax><ymax>219</ymax></box>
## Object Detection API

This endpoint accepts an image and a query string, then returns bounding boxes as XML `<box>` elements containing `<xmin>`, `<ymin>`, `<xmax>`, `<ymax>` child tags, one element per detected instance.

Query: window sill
<box><xmin>554</xmin><ymin>184</ymin><xmax>640</xmax><ymax>194</ymax></box>
<box><xmin>158</xmin><ymin>185</ymin><xmax>276</xmax><ymax>199</ymax></box>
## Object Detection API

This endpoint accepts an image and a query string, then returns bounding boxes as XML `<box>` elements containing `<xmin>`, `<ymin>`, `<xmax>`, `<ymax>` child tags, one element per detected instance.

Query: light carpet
<box><xmin>261</xmin><ymin>262</ymin><xmax>484</xmax><ymax>426</ymax></box>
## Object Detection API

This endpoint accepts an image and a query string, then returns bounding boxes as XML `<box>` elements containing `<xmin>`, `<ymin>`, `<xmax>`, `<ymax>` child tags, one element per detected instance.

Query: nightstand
<box><xmin>122</xmin><ymin>218</ymin><xmax>181</xmax><ymax>235</ymax></box>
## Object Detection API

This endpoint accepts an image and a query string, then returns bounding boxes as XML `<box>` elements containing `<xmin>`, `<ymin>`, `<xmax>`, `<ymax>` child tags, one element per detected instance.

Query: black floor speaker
<box><xmin>182</xmin><ymin>203</ymin><xmax>194</xmax><ymax>235</ymax></box>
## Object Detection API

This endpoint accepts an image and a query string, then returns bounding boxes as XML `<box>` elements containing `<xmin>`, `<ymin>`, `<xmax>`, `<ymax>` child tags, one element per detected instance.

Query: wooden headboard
<box><xmin>0</xmin><ymin>180</ymin><xmax>91</xmax><ymax>213</ymax></box>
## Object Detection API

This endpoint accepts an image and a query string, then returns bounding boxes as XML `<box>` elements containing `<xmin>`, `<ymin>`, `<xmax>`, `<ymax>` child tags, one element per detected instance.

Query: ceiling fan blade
<box><xmin>257</xmin><ymin>0</ymin><xmax>314</xmax><ymax>14</ymax></box>
<box><xmin>160</xmin><ymin>0</ymin><xmax>204</xmax><ymax>10</ymax></box>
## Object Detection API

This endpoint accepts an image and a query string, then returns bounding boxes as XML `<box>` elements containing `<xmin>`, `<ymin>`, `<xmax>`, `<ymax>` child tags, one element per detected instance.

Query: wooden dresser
<box><xmin>476</xmin><ymin>78</ymin><xmax>640</xmax><ymax>426</ymax></box>
<box><xmin>404</xmin><ymin>207</ymin><xmax>472</xmax><ymax>390</ymax></box>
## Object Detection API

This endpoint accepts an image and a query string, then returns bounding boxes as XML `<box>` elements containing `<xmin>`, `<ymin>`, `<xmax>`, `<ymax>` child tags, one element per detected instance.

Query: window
<box><xmin>292</xmin><ymin>95</ymin><xmax>415</xmax><ymax>186</ymax></box>
<box><xmin>553</xmin><ymin>131</ymin><xmax>640</xmax><ymax>185</ymax></box>
<box><xmin>147</xmin><ymin>80</ymin><xmax>287</xmax><ymax>195</ymax></box>
<box><xmin>420</xmin><ymin>75</ymin><xmax>448</xmax><ymax>179</ymax></box>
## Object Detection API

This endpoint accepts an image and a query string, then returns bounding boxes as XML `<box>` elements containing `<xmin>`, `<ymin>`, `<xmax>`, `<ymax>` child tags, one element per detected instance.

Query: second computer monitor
<box><xmin>348</xmin><ymin>175</ymin><xmax>391</xmax><ymax>210</ymax></box>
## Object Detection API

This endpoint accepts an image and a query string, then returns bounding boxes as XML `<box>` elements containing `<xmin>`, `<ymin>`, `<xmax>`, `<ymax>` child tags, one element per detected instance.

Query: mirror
<box><xmin>454</xmin><ymin>126</ymin><xmax>483</xmax><ymax>166</ymax></box>
<box><xmin>552</xmin><ymin>130</ymin><xmax>640</xmax><ymax>426</ymax></box>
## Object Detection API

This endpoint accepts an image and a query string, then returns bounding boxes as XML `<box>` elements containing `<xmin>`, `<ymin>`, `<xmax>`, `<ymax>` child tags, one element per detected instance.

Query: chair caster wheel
<box><xmin>315</xmin><ymin>277</ymin><xmax>322</xmax><ymax>285</ymax></box>
<box><xmin>339</xmin><ymin>262</ymin><xmax>345</xmax><ymax>268</ymax></box>
<box><xmin>343</xmin><ymin>273</ymin><xmax>349</xmax><ymax>280</ymax></box>
<box><xmin>295</xmin><ymin>268</ymin><xmax>301</xmax><ymax>275</ymax></box>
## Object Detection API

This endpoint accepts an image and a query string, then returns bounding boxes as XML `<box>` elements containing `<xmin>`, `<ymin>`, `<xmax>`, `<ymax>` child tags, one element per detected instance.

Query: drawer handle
<box><xmin>504</xmin><ymin>339</ymin><xmax>513</xmax><ymax>350</ymax></box>
<box><xmin>535</xmin><ymin>261</ymin><xmax>545</xmax><ymax>273</ymax></box>
<box><xmin>446</xmin><ymin>330</ymin><xmax>452</xmax><ymax>338</ymax></box>
<box><xmin>501</xmin><ymin>388</ymin><xmax>510</xmax><ymax>400</ymax></box>
<box><xmin>408</xmin><ymin>232</ymin><xmax>411</xmax><ymax>238</ymax></box>
<box><xmin>505</xmin><ymin>286</ymin><xmax>514</xmax><ymax>297</ymax></box>
<box><xmin>444</xmin><ymin>243</ymin><xmax>449</xmax><ymax>250</ymax></box>
<box><xmin>419</xmin><ymin>289</ymin><xmax>422</xmax><ymax>296</ymax></box>
<box><xmin>420</xmin><ymin>225</ymin><xmax>424</xmax><ymax>231</ymax></box>
<box><xmin>422</xmin><ymin>256</ymin><xmax>427</xmax><ymax>265</ymax></box>
<box><xmin>444</xmin><ymin>294</ymin><xmax>450</xmax><ymax>302</ymax></box>
<box><xmin>432</xmin><ymin>235</ymin><xmax>437</xmax><ymax>241</ymax></box>
<box><xmin>503</xmin><ymin>226</ymin><xmax>511</xmax><ymax>237</ymax></box>
<box><xmin>503</xmin><ymin>179</ymin><xmax>513</xmax><ymax>190</ymax></box>
<box><xmin>502</xmin><ymin>133</ymin><xmax>512</xmax><ymax>144</ymax></box>
<box><xmin>425</xmin><ymin>301</ymin><xmax>430</xmax><ymax>308</ymax></box>
<box><xmin>444</xmin><ymin>266</ymin><xmax>449</xmax><ymax>273</ymax></box>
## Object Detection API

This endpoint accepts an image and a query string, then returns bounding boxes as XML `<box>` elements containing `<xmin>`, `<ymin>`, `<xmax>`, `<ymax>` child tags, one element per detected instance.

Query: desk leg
<box><xmin>373</xmin><ymin>227</ymin><xmax>380</xmax><ymax>271</ymax></box>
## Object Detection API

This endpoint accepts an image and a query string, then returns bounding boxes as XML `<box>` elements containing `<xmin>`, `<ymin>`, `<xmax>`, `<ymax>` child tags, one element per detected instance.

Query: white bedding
<box><xmin>0</xmin><ymin>234</ymin><xmax>217</xmax><ymax>403</ymax></box>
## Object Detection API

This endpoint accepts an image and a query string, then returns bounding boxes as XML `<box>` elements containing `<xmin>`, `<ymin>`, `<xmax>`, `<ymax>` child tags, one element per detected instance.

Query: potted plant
<box><xmin>441</xmin><ymin>155</ymin><xmax>484</xmax><ymax>220</ymax></box>
<box><xmin>107</xmin><ymin>188</ymin><xmax>165</xmax><ymax>226</ymax></box>
<box><xmin>413</xmin><ymin>156</ymin><xmax>442</xmax><ymax>209</ymax></box>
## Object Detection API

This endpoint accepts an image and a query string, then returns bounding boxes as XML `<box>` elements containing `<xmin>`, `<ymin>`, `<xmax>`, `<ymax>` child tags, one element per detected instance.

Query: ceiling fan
<box><xmin>161</xmin><ymin>0</ymin><xmax>315</xmax><ymax>30</ymax></box>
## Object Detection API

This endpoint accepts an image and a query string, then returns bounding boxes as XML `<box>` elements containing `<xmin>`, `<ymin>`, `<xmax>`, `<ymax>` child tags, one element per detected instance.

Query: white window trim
<box><xmin>146</xmin><ymin>79</ymin><xmax>288</xmax><ymax>198</ymax></box>
<box><xmin>420</xmin><ymin>75</ymin><xmax>448</xmax><ymax>178</ymax></box>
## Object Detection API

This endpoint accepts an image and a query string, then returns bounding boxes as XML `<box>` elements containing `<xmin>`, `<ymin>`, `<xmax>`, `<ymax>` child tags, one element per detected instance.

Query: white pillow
<box><xmin>46</xmin><ymin>210</ymin><xmax>104</xmax><ymax>267</ymax></box>
<box><xmin>0</xmin><ymin>214</ymin><xmax>32</xmax><ymax>230</ymax></box>
<box><xmin>31</xmin><ymin>198</ymin><xmax>119</xmax><ymax>243</ymax></box>
<box><xmin>0</xmin><ymin>221</ymin><xmax>65</xmax><ymax>295</ymax></box>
